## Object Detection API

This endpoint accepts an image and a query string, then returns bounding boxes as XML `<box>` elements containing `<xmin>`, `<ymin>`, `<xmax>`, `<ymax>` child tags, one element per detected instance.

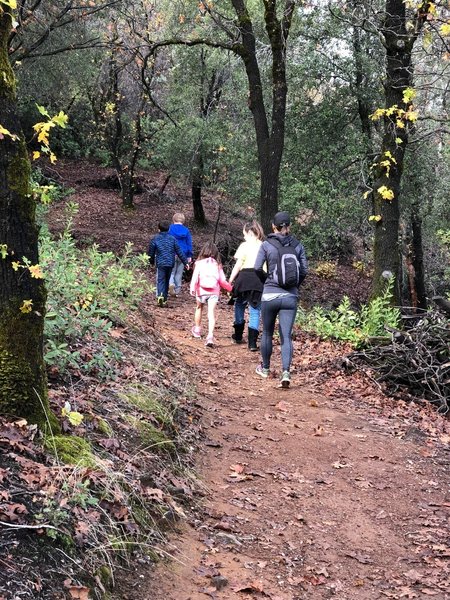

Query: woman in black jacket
<box><xmin>229</xmin><ymin>220</ymin><xmax>265</xmax><ymax>351</ymax></box>
<box><xmin>253</xmin><ymin>212</ymin><xmax>308</xmax><ymax>388</ymax></box>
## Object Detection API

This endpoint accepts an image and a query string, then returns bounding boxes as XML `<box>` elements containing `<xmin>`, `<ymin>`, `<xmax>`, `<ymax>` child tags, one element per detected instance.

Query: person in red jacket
<box><xmin>190</xmin><ymin>241</ymin><xmax>232</xmax><ymax>348</ymax></box>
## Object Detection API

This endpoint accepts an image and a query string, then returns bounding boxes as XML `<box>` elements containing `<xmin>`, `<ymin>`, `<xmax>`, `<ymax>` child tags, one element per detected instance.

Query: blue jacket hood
<box><xmin>168</xmin><ymin>223</ymin><xmax>193</xmax><ymax>258</ymax></box>
<box><xmin>170</xmin><ymin>223</ymin><xmax>189</xmax><ymax>238</ymax></box>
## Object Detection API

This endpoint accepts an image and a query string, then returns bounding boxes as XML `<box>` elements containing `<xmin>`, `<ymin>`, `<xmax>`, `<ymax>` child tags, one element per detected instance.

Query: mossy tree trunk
<box><xmin>370</xmin><ymin>0</ymin><xmax>432</xmax><ymax>304</ymax></box>
<box><xmin>0</xmin><ymin>7</ymin><xmax>54</xmax><ymax>429</ymax></box>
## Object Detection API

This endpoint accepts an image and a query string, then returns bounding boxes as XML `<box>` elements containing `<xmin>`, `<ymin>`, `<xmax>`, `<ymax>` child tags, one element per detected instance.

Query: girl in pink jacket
<box><xmin>190</xmin><ymin>241</ymin><xmax>232</xmax><ymax>347</ymax></box>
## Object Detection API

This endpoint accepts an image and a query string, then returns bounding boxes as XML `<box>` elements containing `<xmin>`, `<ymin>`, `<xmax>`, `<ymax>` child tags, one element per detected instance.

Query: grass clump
<box><xmin>121</xmin><ymin>385</ymin><xmax>175</xmax><ymax>428</ymax></box>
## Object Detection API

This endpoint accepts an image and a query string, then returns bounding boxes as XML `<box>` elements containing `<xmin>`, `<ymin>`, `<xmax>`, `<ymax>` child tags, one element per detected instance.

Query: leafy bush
<box><xmin>40</xmin><ymin>204</ymin><xmax>151</xmax><ymax>376</ymax></box>
<box><xmin>299</xmin><ymin>281</ymin><xmax>400</xmax><ymax>347</ymax></box>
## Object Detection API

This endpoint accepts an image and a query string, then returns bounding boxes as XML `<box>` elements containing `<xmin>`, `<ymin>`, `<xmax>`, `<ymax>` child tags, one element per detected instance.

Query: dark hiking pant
<box><xmin>260</xmin><ymin>295</ymin><xmax>298</xmax><ymax>372</ymax></box>
<box><xmin>156</xmin><ymin>266</ymin><xmax>173</xmax><ymax>300</ymax></box>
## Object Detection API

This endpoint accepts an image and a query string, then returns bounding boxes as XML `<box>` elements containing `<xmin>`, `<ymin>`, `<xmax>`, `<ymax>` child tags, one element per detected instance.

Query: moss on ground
<box><xmin>44</xmin><ymin>435</ymin><xmax>96</xmax><ymax>467</ymax></box>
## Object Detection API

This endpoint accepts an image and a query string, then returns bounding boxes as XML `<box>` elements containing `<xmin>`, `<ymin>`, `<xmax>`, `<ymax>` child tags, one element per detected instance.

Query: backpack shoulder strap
<box><xmin>266</xmin><ymin>238</ymin><xmax>282</xmax><ymax>249</ymax></box>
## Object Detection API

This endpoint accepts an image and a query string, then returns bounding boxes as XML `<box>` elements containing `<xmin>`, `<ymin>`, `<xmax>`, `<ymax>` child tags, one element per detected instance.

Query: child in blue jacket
<box><xmin>148</xmin><ymin>221</ymin><xmax>188</xmax><ymax>306</ymax></box>
<box><xmin>168</xmin><ymin>213</ymin><xmax>193</xmax><ymax>296</ymax></box>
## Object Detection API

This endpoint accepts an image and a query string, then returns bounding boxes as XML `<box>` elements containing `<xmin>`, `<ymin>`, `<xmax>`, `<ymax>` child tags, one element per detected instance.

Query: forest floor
<box><xmin>42</xmin><ymin>160</ymin><xmax>449</xmax><ymax>600</ymax></box>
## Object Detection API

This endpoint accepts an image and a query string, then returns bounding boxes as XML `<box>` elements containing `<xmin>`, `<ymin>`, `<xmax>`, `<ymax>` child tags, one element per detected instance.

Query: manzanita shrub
<box><xmin>40</xmin><ymin>204</ymin><xmax>150</xmax><ymax>377</ymax></box>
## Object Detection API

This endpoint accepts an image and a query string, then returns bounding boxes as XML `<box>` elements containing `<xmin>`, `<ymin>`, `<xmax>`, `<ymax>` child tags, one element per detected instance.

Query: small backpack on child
<box><xmin>267</xmin><ymin>239</ymin><xmax>301</xmax><ymax>289</ymax></box>
<box><xmin>200</xmin><ymin>257</ymin><xmax>220</xmax><ymax>290</ymax></box>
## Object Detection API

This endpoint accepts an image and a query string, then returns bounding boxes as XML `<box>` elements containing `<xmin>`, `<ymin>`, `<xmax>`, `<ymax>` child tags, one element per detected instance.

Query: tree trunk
<box><xmin>352</xmin><ymin>26</ymin><xmax>372</xmax><ymax>152</ymax></box>
<box><xmin>370</xmin><ymin>0</ymin><xmax>430</xmax><ymax>304</ymax></box>
<box><xmin>0</xmin><ymin>9</ymin><xmax>56</xmax><ymax>429</ymax></box>
<box><xmin>411</xmin><ymin>206</ymin><xmax>427</xmax><ymax>310</ymax></box>
<box><xmin>232</xmin><ymin>0</ymin><xmax>295</xmax><ymax>233</ymax></box>
<box><xmin>371</xmin><ymin>0</ymin><xmax>412</xmax><ymax>304</ymax></box>
<box><xmin>119</xmin><ymin>169</ymin><xmax>134</xmax><ymax>209</ymax></box>
<box><xmin>192</xmin><ymin>149</ymin><xmax>206</xmax><ymax>225</ymax></box>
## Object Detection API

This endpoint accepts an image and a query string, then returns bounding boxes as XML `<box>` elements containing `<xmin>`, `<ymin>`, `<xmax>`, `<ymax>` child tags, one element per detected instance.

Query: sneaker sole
<box><xmin>281</xmin><ymin>379</ymin><xmax>290</xmax><ymax>389</ymax></box>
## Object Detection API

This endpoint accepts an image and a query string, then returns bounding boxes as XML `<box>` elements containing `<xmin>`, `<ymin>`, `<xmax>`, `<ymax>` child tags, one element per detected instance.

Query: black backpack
<box><xmin>267</xmin><ymin>238</ymin><xmax>301</xmax><ymax>289</ymax></box>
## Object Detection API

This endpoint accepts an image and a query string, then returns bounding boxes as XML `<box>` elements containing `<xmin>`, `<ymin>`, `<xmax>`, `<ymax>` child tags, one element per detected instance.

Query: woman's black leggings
<box><xmin>260</xmin><ymin>295</ymin><xmax>298</xmax><ymax>371</ymax></box>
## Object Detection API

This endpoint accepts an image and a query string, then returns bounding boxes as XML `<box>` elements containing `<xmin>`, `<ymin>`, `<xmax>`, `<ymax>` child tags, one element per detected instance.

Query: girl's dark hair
<box><xmin>197</xmin><ymin>241</ymin><xmax>221</xmax><ymax>263</ymax></box>
<box><xmin>243</xmin><ymin>220</ymin><xmax>264</xmax><ymax>241</ymax></box>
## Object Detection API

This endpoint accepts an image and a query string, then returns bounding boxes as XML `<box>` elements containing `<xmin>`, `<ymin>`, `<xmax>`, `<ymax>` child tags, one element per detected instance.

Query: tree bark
<box><xmin>371</xmin><ymin>0</ymin><xmax>431</xmax><ymax>304</ymax></box>
<box><xmin>0</xmin><ymin>8</ymin><xmax>55</xmax><ymax>429</ymax></box>
<box><xmin>192</xmin><ymin>148</ymin><xmax>206</xmax><ymax>224</ymax></box>
<box><xmin>411</xmin><ymin>206</ymin><xmax>427</xmax><ymax>310</ymax></box>
<box><xmin>231</xmin><ymin>0</ymin><xmax>295</xmax><ymax>232</ymax></box>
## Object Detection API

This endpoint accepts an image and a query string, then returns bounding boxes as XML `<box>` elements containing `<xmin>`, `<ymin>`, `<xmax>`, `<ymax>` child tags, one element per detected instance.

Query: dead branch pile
<box><xmin>349</xmin><ymin>310</ymin><xmax>450</xmax><ymax>414</ymax></box>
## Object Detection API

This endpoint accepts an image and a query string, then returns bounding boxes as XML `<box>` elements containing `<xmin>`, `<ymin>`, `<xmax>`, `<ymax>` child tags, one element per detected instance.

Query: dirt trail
<box><xmin>121</xmin><ymin>293</ymin><xmax>449</xmax><ymax>600</ymax></box>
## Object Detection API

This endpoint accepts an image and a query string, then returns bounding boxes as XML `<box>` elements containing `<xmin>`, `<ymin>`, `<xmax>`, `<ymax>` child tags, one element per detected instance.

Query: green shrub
<box><xmin>299</xmin><ymin>281</ymin><xmax>400</xmax><ymax>347</ymax></box>
<box><xmin>40</xmin><ymin>204</ymin><xmax>151</xmax><ymax>376</ymax></box>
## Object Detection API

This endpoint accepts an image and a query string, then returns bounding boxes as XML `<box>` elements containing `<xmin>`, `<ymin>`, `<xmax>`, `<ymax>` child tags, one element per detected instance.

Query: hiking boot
<box><xmin>205</xmin><ymin>336</ymin><xmax>214</xmax><ymax>348</ymax></box>
<box><xmin>280</xmin><ymin>371</ymin><xmax>291</xmax><ymax>388</ymax></box>
<box><xmin>191</xmin><ymin>326</ymin><xmax>202</xmax><ymax>338</ymax></box>
<box><xmin>255</xmin><ymin>364</ymin><xmax>270</xmax><ymax>378</ymax></box>
<box><xmin>231</xmin><ymin>322</ymin><xmax>245</xmax><ymax>344</ymax></box>
<box><xmin>157</xmin><ymin>295</ymin><xmax>165</xmax><ymax>307</ymax></box>
<box><xmin>248</xmin><ymin>327</ymin><xmax>259</xmax><ymax>352</ymax></box>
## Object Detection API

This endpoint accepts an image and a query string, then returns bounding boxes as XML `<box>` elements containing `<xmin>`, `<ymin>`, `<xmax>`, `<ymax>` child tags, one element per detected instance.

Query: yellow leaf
<box><xmin>28</xmin><ymin>264</ymin><xmax>44</xmax><ymax>279</ymax></box>
<box><xmin>11</xmin><ymin>261</ymin><xmax>21</xmax><ymax>271</ymax></box>
<box><xmin>51</xmin><ymin>111</ymin><xmax>68</xmax><ymax>128</ymax></box>
<box><xmin>370</xmin><ymin>108</ymin><xmax>385</xmax><ymax>121</ymax></box>
<box><xmin>395</xmin><ymin>137</ymin><xmax>403</xmax><ymax>144</ymax></box>
<box><xmin>363</xmin><ymin>190</ymin><xmax>371</xmax><ymax>199</ymax></box>
<box><xmin>19</xmin><ymin>299</ymin><xmax>33</xmax><ymax>314</ymax></box>
<box><xmin>385</xmin><ymin>104</ymin><xmax>398</xmax><ymax>117</ymax></box>
<box><xmin>50</xmin><ymin>152</ymin><xmax>57</xmax><ymax>164</ymax></box>
<box><xmin>402</xmin><ymin>87</ymin><xmax>416</xmax><ymax>104</ymax></box>
<box><xmin>440</xmin><ymin>23</ymin><xmax>450</xmax><ymax>36</ymax></box>
<box><xmin>406</xmin><ymin>110</ymin><xmax>418</xmax><ymax>122</ymax></box>
<box><xmin>36</xmin><ymin>104</ymin><xmax>50</xmax><ymax>118</ymax></box>
<box><xmin>32</xmin><ymin>150</ymin><xmax>41</xmax><ymax>160</ymax></box>
<box><xmin>0</xmin><ymin>124</ymin><xmax>19</xmax><ymax>141</ymax></box>
<box><xmin>0</xmin><ymin>0</ymin><xmax>18</xmax><ymax>9</ymax></box>
<box><xmin>377</xmin><ymin>186</ymin><xmax>395</xmax><ymax>201</ymax></box>
<box><xmin>396</xmin><ymin>119</ymin><xmax>405</xmax><ymax>129</ymax></box>
<box><xmin>369</xmin><ymin>215</ymin><xmax>382</xmax><ymax>222</ymax></box>
<box><xmin>68</xmin><ymin>411</ymin><xmax>84</xmax><ymax>427</ymax></box>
